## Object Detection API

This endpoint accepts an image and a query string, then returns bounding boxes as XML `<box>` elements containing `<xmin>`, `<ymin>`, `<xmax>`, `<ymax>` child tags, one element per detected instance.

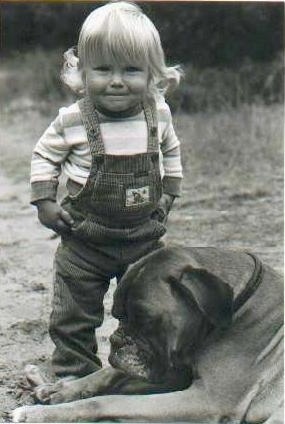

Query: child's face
<box><xmin>84</xmin><ymin>58</ymin><xmax>149</xmax><ymax>114</ymax></box>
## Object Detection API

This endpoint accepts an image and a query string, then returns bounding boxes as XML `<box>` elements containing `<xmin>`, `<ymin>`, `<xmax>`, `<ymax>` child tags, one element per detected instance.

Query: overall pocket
<box><xmin>123</xmin><ymin>170</ymin><xmax>162</xmax><ymax>210</ymax></box>
<box><xmin>91</xmin><ymin>170</ymin><xmax>162</xmax><ymax>216</ymax></box>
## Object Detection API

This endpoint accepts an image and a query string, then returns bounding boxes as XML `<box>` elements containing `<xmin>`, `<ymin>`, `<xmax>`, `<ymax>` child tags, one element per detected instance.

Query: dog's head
<box><xmin>109</xmin><ymin>247</ymin><xmax>233</xmax><ymax>387</ymax></box>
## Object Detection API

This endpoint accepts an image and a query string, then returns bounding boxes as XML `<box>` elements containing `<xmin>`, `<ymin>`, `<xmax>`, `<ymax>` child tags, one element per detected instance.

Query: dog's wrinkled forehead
<box><xmin>113</xmin><ymin>246</ymin><xmax>234</xmax><ymax>330</ymax></box>
<box><xmin>112</xmin><ymin>268</ymin><xmax>139</xmax><ymax>319</ymax></box>
<box><xmin>112</xmin><ymin>248</ymin><xmax>180</xmax><ymax>319</ymax></box>
<box><xmin>112</xmin><ymin>264</ymin><xmax>150</xmax><ymax>319</ymax></box>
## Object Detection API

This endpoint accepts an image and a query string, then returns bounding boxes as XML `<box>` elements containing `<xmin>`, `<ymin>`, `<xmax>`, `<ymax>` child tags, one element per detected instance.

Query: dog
<box><xmin>12</xmin><ymin>245</ymin><xmax>283</xmax><ymax>423</ymax></box>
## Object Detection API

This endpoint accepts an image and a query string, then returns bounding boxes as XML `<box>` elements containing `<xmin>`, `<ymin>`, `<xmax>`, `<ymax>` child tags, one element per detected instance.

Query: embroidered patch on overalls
<box><xmin>126</xmin><ymin>186</ymin><xmax>150</xmax><ymax>206</ymax></box>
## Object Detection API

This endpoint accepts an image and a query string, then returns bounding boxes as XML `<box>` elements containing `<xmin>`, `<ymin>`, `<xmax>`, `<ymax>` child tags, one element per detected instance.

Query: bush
<box><xmin>1</xmin><ymin>49</ymin><xmax>67</xmax><ymax>103</ymax></box>
<box><xmin>167</xmin><ymin>52</ymin><xmax>284</xmax><ymax>113</ymax></box>
<box><xmin>1</xmin><ymin>49</ymin><xmax>284</xmax><ymax>114</ymax></box>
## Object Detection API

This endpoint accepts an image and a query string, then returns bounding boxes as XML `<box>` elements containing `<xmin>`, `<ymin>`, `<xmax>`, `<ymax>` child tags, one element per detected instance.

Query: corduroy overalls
<box><xmin>49</xmin><ymin>96</ymin><xmax>166</xmax><ymax>377</ymax></box>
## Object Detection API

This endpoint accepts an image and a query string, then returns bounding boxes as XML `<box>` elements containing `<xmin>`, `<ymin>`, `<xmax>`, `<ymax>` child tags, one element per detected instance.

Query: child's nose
<box><xmin>110</xmin><ymin>72</ymin><xmax>124</xmax><ymax>87</ymax></box>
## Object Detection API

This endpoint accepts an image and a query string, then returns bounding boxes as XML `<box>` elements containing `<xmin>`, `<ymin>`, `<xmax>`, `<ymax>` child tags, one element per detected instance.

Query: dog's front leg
<box><xmin>12</xmin><ymin>382</ymin><xmax>220</xmax><ymax>423</ymax></box>
<box><xmin>12</xmin><ymin>397</ymin><xmax>103</xmax><ymax>423</ymax></box>
<box><xmin>95</xmin><ymin>387</ymin><xmax>220</xmax><ymax>422</ymax></box>
<box><xmin>12</xmin><ymin>390</ymin><xmax>210</xmax><ymax>423</ymax></box>
<box><xmin>45</xmin><ymin>367</ymin><xmax>177</xmax><ymax>404</ymax></box>
<box><xmin>36</xmin><ymin>367</ymin><xmax>126</xmax><ymax>404</ymax></box>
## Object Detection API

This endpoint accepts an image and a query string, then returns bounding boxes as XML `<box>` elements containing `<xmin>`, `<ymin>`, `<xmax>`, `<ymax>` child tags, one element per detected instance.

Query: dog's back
<box><xmin>184</xmin><ymin>247</ymin><xmax>283</xmax><ymax>422</ymax></box>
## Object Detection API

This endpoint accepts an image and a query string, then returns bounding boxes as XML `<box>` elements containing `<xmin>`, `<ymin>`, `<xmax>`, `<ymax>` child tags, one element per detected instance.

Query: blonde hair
<box><xmin>61</xmin><ymin>1</ymin><xmax>182</xmax><ymax>97</ymax></box>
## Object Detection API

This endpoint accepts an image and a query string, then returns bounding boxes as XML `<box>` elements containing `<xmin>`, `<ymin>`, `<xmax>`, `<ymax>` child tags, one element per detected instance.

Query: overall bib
<box><xmin>49</xmin><ymin>96</ymin><xmax>166</xmax><ymax>377</ymax></box>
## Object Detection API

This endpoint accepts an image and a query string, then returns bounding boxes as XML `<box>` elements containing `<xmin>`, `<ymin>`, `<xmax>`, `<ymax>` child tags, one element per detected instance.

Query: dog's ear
<box><xmin>176</xmin><ymin>267</ymin><xmax>234</xmax><ymax>329</ymax></box>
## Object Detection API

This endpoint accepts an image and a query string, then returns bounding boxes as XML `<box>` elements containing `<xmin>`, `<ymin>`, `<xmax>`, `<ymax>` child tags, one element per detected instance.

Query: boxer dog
<box><xmin>12</xmin><ymin>246</ymin><xmax>283</xmax><ymax>423</ymax></box>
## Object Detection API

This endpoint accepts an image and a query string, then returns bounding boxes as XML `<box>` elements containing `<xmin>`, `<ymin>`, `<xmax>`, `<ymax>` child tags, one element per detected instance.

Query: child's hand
<box><xmin>151</xmin><ymin>193</ymin><xmax>175</xmax><ymax>223</ymax></box>
<box><xmin>36</xmin><ymin>200</ymin><xmax>74</xmax><ymax>235</ymax></box>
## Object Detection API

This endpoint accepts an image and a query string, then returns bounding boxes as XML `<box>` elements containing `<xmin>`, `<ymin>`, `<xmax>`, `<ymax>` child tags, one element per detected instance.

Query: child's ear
<box><xmin>81</xmin><ymin>69</ymin><xmax>86</xmax><ymax>85</ymax></box>
<box><xmin>147</xmin><ymin>73</ymin><xmax>155</xmax><ymax>92</ymax></box>
<box><xmin>79</xmin><ymin>69</ymin><xmax>87</xmax><ymax>95</ymax></box>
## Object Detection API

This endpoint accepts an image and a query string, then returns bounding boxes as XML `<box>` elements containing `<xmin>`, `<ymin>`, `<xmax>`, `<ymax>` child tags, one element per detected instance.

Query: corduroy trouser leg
<box><xmin>49</xmin><ymin>238</ymin><xmax>127</xmax><ymax>378</ymax></box>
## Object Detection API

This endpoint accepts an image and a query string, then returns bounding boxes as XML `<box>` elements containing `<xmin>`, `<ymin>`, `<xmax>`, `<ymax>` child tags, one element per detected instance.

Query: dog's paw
<box><xmin>33</xmin><ymin>377</ymin><xmax>76</xmax><ymax>404</ymax></box>
<box><xmin>49</xmin><ymin>378</ymin><xmax>78</xmax><ymax>404</ymax></box>
<box><xmin>10</xmin><ymin>405</ymin><xmax>48</xmax><ymax>423</ymax></box>
<box><xmin>34</xmin><ymin>383</ymin><xmax>57</xmax><ymax>403</ymax></box>
<box><xmin>24</xmin><ymin>364</ymin><xmax>47</xmax><ymax>387</ymax></box>
<box><xmin>10</xmin><ymin>406</ymin><xmax>29</xmax><ymax>422</ymax></box>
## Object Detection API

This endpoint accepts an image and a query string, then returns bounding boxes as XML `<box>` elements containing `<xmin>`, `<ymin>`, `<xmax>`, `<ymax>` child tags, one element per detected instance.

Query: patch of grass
<box><xmin>0</xmin><ymin>108</ymin><xmax>55</xmax><ymax>182</ymax></box>
<box><xmin>0</xmin><ymin>49</ymin><xmax>67</xmax><ymax>103</ymax></box>
<box><xmin>0</xmin><ymin>50</ymin><xmax>283</xmax><ymax>194</ymax></box>
<box><xmin>0</xmin><ymin>101</ymin><xmax>283</xmax><ymax>198</ymax></box>
<box><xmin>174</xmin><ymin>103</ymin><xmax>283</xmax><ymax>197</ymax></box>
<box><xmin>1</xmin><ymin>49</ymin><xmax>283</xmax><ymax>113</ymax></box>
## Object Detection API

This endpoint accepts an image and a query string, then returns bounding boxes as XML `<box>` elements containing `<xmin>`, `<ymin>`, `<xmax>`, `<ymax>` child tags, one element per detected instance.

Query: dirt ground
<box><xmin>0</xmin><ymin>103</ymin><xmax>283</xmax><ymax>420</ymax></box>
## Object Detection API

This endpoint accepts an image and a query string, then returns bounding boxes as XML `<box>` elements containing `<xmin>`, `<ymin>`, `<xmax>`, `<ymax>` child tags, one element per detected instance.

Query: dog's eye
<box><xmin>131</xmin><ymin>311</ymin><xmax>145</xmax><ymax>325</ymax></box>
<box><xmin>130</xmin><ymin>311</ymin><xmax>151</xmax><ymax>329</ymax></box>
<box><xmin>130</xmin><ymin>303</ymin><xmax>160</xmax><ymax>330</ymax></box>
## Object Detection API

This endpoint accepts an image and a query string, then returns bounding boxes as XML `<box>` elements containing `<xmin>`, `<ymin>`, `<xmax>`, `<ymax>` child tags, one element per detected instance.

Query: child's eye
<box><xmin>93</xmin><ymin>66</ymin><xmax>110</xmax><ymax>72</ymax></box>
<box><xmin>125</xmin><ymin>66</ymin><xmax>141</xmax><ymax>73</ymax></box>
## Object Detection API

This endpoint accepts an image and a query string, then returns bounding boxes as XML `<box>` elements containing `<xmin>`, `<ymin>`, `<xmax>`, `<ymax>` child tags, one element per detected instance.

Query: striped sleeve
<box><xmin>159</xmin><ymin>101</ymin><xmax>183</xmax><ymax>197</ymax></box>
<box><xmin>30</xmin><ymin>107</ymin><xmax>72</xmax><ymax>203</ymax></box>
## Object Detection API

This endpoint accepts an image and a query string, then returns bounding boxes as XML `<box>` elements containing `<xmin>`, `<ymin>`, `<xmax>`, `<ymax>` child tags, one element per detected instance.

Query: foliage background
<box><xmin>1</xmin><ymin>2</ymin><xmax>283</xmax><ymax>64</ymax></box>
<box><xmin>0</xmin><ymin>1</ymin><xmax>284</xmax><ymax>112</ymax></box>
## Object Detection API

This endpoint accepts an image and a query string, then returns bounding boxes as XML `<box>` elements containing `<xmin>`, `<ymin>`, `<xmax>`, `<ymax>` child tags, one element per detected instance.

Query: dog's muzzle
<box><xmin>109</xmin><ymin>325</ymin><xmax>193</xmax><ymax>389</ymax></box>
<box><xmin>109</xmin><ymin>327</ymin><xmax>154</xmax><ymax>381</ymax></box>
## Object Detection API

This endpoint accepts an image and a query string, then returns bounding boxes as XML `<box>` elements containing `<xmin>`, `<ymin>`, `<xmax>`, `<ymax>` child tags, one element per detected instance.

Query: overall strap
<box><xmin>78</xmin><ymin>96</ymin><xmax>105</xmax><ymax>155</ymax></box>
<box><xmin>143</xmin><ymin>97</ymin><xmax>159</xmax><ymax>153</ymax></box>
<box><xmin>79</xmin><ymin>96</ymin><xmax>159</xmax><ymax>156</ymax></box>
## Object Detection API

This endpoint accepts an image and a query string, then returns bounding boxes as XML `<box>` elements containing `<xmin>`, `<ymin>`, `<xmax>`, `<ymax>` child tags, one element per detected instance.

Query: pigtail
<box><xmin>151</xmin><ymin>65</ymin><xmax>184</xmax><ymax>100</ymax></box>
<box><xmin>165</xmin><ymin>65</ymin><xmax>184</xmax><ymax>91</ymax></box>
<box><xmin>61</xmin><ymin>47</ymin><xmax>85</xmax><ymax>95</ymax></box>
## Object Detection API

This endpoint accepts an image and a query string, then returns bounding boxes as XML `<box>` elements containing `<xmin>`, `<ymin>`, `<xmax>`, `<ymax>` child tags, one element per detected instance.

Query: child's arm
<box><xmin>31</xmin><ymin>110</ymin><xmax>74</xmax><ymax>233</ymax></box>
<box><xmin>160</xmin><ymin>114</ymin><xmax>183</xmax><ymax>200</ymax></box>
<box><xmin>154</xmin><ymin>102</ymin><xmax>183</xmax><ymax>223</ymax></box>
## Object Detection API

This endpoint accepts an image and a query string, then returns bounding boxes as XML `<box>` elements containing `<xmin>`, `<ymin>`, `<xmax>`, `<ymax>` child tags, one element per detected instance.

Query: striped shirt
<box><xmin>31</xmin><ymin>97</ymin><xmax>183</xmax><ymax>202</ymax></box>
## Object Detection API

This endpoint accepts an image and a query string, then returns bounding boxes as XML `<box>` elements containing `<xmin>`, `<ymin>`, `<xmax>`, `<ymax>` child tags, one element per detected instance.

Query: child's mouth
<box><xmin>106</xmin><ymin>94</ymin><xmax>128</xmax><ymax>99</ymax></box>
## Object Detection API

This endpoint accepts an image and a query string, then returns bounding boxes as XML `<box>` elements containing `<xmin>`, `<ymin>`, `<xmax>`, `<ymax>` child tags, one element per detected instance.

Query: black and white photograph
<box><xmin>0</xmin><ymin>1</ymin><xmax>283</xmax><ymax>422</ymax></box>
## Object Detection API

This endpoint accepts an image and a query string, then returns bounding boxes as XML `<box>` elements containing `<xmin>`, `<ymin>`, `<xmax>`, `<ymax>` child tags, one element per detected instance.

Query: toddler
<box><xmin>31</xmin><ymin>1</ymin><xmax>183</xmax><ymax>378</ymax></box>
